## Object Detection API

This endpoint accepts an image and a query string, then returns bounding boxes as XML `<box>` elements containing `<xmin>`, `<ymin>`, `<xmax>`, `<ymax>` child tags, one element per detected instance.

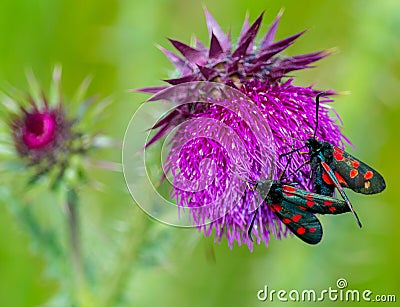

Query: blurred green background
<box><xmin>0</xmin><ymin>0</ymin><xmax>399</xmax><ymax>306</ymax></box>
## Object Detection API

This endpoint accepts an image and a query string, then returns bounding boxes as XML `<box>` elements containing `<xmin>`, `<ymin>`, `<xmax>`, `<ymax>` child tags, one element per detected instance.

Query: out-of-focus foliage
<box><xmin>0</xmin><ymin>0</ymin><xmax>399</xmax><ymax>306</ymax></box>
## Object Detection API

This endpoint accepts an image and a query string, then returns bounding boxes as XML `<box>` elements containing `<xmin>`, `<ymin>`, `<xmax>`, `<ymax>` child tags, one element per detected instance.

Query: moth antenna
<box><xmin>313</xmin><ymin>92</ymin><xmax>327</xmax><ymax>139</ymax></box>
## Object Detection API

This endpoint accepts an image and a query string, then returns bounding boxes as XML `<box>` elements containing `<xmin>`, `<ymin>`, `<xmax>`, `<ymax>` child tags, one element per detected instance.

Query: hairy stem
<box><xmin>66</xmin><ymin>187</ymin><xmax>93</xmax><ymax>306</ymax></box>
<box><xmin>97</xmin><ymin>210</ymin><xmax>150</xmax><ymax>307</ymax></box>
<box><xmin>67</xmin><ymin>188</ymin><xmax>80</xmax><ymax>273</ymax></box>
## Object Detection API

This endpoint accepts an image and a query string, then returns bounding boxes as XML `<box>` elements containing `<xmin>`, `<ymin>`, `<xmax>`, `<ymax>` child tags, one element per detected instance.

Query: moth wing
<box><xmin>269</xmin><ymin>201</ymin><xmax>322</xmax><ymax>245</ymax></box>
<box><xmin>281</xmin><ymin>184</ymin><xmax>350</xmax><ymax>215</ymax></box>
<box><xmin>331</xmin><ymin>149</ymin><xmax>386</xmax><ymax>194</ymax></box>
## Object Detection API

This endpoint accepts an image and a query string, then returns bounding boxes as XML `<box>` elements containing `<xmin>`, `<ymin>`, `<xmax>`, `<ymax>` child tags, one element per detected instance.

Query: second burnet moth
<box><xmin>248</xmin><ymin>180</ymin><xmax>351</xmax><ymax>245</ymax></box>
<box><xmin>287</xmin><ymin>92</ymin><xmax>386</xmax><ymax>228</ymax></box>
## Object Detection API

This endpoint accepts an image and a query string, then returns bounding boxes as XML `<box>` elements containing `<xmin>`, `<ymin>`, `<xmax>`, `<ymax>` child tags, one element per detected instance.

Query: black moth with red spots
<box><xmin>303</xmin><ymin>93</ymin><xmax>386</xmax><ymax>228</ymax></box>
<box><xmin>248</xmin><ymin>180</ymin><xmax>350</xmax><ymax>245</ymax></box>
<box><xmin>307</xmin><ymin>140</ymin><xmax>386</xmax><ymax>196</ymax></box>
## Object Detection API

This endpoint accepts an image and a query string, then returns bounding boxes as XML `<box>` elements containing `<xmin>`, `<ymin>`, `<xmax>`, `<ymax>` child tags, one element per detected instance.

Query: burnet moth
<box><xmin>247</xmin><ymin>179</ymin><xmax>351</xmax><ymax>245</ymax></box>
<box><xmin>290</xmin><ymin>93</ymin><xmax>386</xmax><ymax>228</ymax></box>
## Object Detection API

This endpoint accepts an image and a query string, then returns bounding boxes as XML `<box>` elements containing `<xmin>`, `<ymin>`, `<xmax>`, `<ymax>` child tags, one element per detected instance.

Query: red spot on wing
<box><xmin>364</xmin><ymin>171</ymin><xmax>374</xmax><ymax>180</ymax></box>
<box><xmin>350</xmin><ymin>169</ymin><xmax>359</xmax><ymax>179</ymax></box>
<box><xmin>334</xmin><ymin>171</ymin><xmax>348</xmax><ymax>185</ymax></box>
<box><xmin>297</xmin><ymin>227</ymin><xmax>306</xmax><ymax>235</ymax></box>
<box><xmin>292</xmin><ymin>215</ymin><xmax>302</xmax><ymax>222</ymax></box>
<box><xmin>284</xmin><ymin>192</ymin><xmax>293</xmax><ymax>197</ymax></box>
<box><xmin>282</xmin><ymin>218</ymin><xmax>291</xmax><ymax>224</ymax></box>
<box><xmin>324</xmin><ymin>200</ymin><xmax>333</xmax><ymax>206</ymax></box>
<box><xmin>309</xmin><ymin>227</ymin><xmax>317</xmax><ymax>233</ymax></box>
<box><xmin>352</xmin><ymin>160</ymin><xmax>360</xmax><ymax>168</ymax></box>
<box><xmin>334</xmin><ymin>146</ymin><xmax>344</xmax><ymax>154</ymax></box>
<box><xmin>322</xmin><ymin>172</ymin><xmax>334</xmax><ymax>185</ymax></box>
<box><xmin>306</xmin><ymin>200</ymin><xmax>315</xmax><ymax>207</ymax></box>
<box><xmin>329</xmin><ymin>207</ymin><xmax>337</xmax><ymax>213</ymax></box>
<box><xmin>299</xmin><ymin>206</ymin><xmax>307</xmax><ymax>211</ymax></box>
<box><xmin>270</xmin><ymin>204</ymin><xmax>282</xmax><ymax>212</ymax></box>
<box><xmin>334</xmin><ymin>146</ymin><xmax>344</xmax><ymax>153</ymax></box>
<box><xmin>306</xmin><ymin>193</ymin><xmax>313</xmax><ymax>200</ymax></box>
<box><xmin>282</xmin><ymin>185</ymin><xmax>297</xmax><ymax>193</ymax></box>
<box><xmin>333</xmin><ymin>151</ymin><xmax>344</xmax><ymax>161</ymax></box>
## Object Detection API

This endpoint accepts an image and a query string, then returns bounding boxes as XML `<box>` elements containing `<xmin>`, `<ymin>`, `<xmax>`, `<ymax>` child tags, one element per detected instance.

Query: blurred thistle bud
<box><xmin>0</xmin><ymin>66</ymin><xmax>119</xmax><ymax>190</ymax></box>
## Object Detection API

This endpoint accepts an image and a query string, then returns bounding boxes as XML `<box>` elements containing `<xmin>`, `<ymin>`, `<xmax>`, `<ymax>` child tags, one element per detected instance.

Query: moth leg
<box><xmin>247</xmin><ymin>209</ymin><xmax>258</xmax><ymax>242</ymax></box>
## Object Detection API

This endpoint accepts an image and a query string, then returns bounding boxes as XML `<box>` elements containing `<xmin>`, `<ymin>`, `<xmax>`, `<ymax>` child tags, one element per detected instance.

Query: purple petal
<box><xmin>158</xmin><ymin>45</ymin><xmax>193</xmax><ymax>75</ymax></box>
<box><xmin>270</xmin><ymin>51</ymin><xmax>328</xmax><ymax>76</ymax></box>
<box><xmin>261</xmin><ymin>30</ymin><xmax>306</xmax><ymax>52</ymax></box>
<box><xmin>204</xmin><ymin>8</ymin><xmax>231</xmax><ymax>51</ymax></box>
<box><xmin>145</xmin><ymin>124</ymin><xmax>171</xmax><ymax>148</ymax></box>
<box><xmin>145</xmin><ymin>107</ymin><xmax>190</xmax><ymax>148</ymax></box>
<box><xmin>134</xmin><ymin>86</ymin><xmax>168</xmax><ymax>94</ymax></box>
<box><xmin>168</xmin><ymin>39</ymin><xmax>207</xmax><ymax>65</ymax></box>
<box><xmin>194</xmin><ymin>36</ymin><xmax>208</xmax><ymax>52</ymax></box>
<box><xmin>260</xmin><ymin>9</ymin><xmax>284</xmax><ymax>49</ymax></box>
<box><xmin>148</xmin><ymin>107</ymin><xmax>185</xmax><ymax>130</ymax></box>
<box><xmin>226</xmin><ymin>59</ymin><xmax>239</xmax><ymax>75</ymax></box>
<box><xmin>164</xmin><ymin>74</ymin><xmax>199</xmax><ymax>85</ymax></box>
<box><xmin>281</xmin><ymin>50</ymin><xmax>328</xmax><ymax>66</ymax></box>
<box><xmin>250</xmin><ymin>44</ymin><xmax>290</xmax><ymax>67</ymax></box>
<box><xmin>232</xmin><ymin>12</ymin><xmax>264</xmax><ymax>58</ymax></box>
<box><xmin>238</xmin><ymin>12</ymin><xmax>250</xmax><ymax>44</ymax></box>
<box><xmin>209</xmin><ymin>32</ymin><xmax>224</xmax><ymax>59</ymax></box>
<box><xmin>197</xmin><ymin>65</ymin><xmax>219</xmax><ymax>80</ymax></box>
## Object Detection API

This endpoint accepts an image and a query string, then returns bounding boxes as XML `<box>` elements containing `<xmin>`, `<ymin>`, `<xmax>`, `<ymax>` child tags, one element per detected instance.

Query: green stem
<box><xmin>67</xmin><ymin>188</ymin><xmax>80</xmax><ymax>274</ymax></box>
<box><xmin>97</xmin><ymin>210</ymin><xmax>149</xmax><ymax>307</ymax></box>
<box><xmin>66</xmin><ymin>187</ymin><xmax>94</xmax><ymax>307</ymax></box>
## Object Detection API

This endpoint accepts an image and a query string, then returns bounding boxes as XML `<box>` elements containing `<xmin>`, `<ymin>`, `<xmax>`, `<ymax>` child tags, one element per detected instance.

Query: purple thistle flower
<box><xmin>139</xmin><ymin>10</ymin><xmax>349</xmax><ymax>249</ymax></box>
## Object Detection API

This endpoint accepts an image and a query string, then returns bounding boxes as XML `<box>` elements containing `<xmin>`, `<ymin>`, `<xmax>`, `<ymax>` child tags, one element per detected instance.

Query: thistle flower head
<box><xmin>11</xmin><ymin>93</ymin><xmax>73</xmax><ymax>168</ymax></box>
<box><xmin>0</xmin><ymin>66</ymin><xmax>116</xmax><ymax>191</ymax></box>
<box><xmin>139</xmin><ymin>10</ymin><xmax>349</xmax><ymax>249</ymax></box>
